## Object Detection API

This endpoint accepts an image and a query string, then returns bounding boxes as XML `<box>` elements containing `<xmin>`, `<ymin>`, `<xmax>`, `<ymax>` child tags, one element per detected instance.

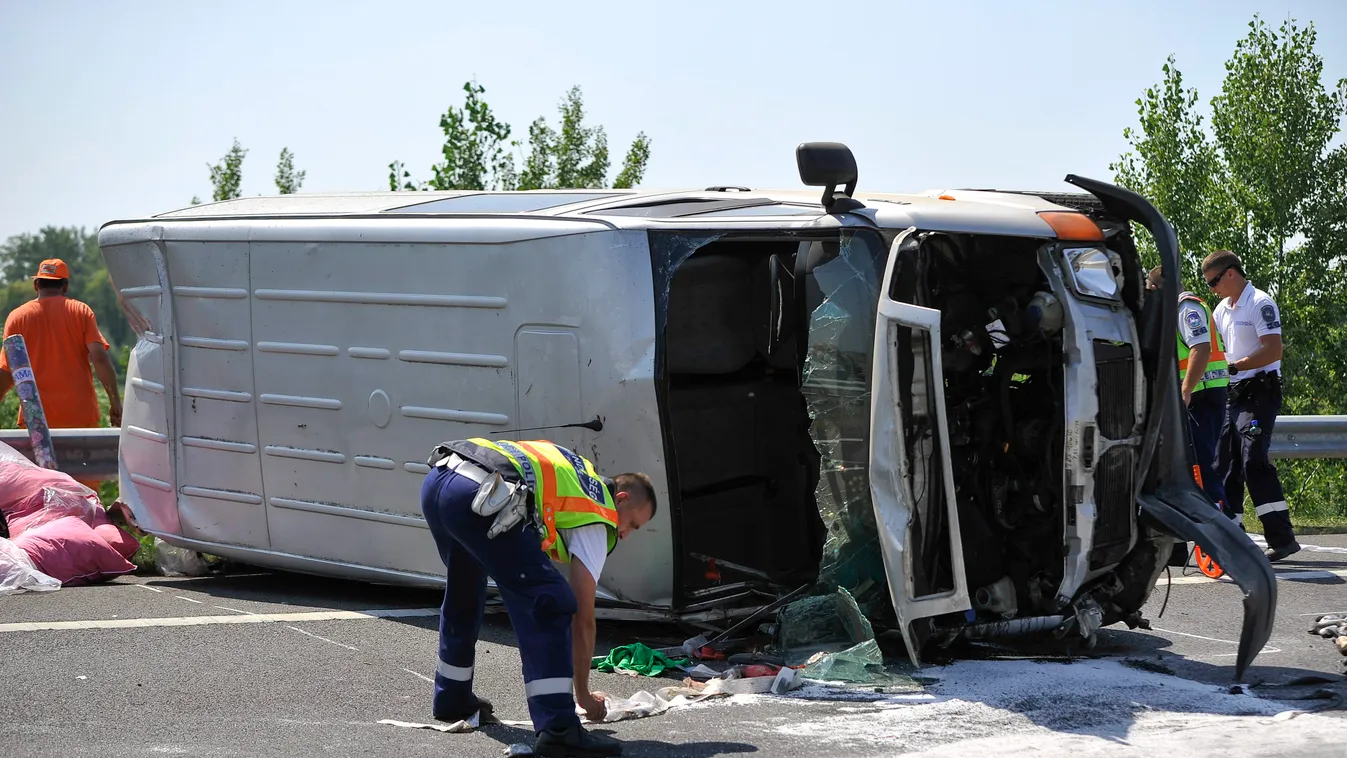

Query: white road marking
<box><xmin>175</xmin><ymin>596</ymin><xmax>204</xmax><ymax>604</ymax></box>
<box><xmin>0</xmin><ymin>607</ymin><xmax>439</xmax><ymax>633</ymax></box>
<box><xmin>135</xmin><ymin>585</ymin><xmax>165</xmax><ymax>593</ymax></box>
<box><xmin>403</xmin><ymin>668</ymin><xmax>434</xmax><ymax>684</ymax></box>
<box><xmin>286</xmin><ymin>625</ymin><xmax>359</xmax><ymax>651</ymax></box>
<box><xmin>1159</xmin><ymin>566</ymin><xmax>1347</xmax><ymax>586</ymax></box>
<box><xmin>1150</xmin><ymin>626</ymin><xmax>1280</xmax><ymax>655</ymax></box>
<box><xmin>215</xmin><ymin>606</ymin><xmax>253</xmax><ymax>615</ymax></box>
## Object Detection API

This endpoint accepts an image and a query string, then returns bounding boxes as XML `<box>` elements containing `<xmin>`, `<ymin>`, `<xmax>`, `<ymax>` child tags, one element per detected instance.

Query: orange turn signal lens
<box><xmin>1038</xmin><ymin>211</ymin><xmax>1105</xmax><ymax>242</ymax></box>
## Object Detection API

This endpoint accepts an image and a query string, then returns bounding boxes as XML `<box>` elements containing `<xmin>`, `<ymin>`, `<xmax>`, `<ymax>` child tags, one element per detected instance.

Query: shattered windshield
<box><xmin>801</xmin><ymin>230</ymin><xmax>889</xmax><ymax>619</ymax></box>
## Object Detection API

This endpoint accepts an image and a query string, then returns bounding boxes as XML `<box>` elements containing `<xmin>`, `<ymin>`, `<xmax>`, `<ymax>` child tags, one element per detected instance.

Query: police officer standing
<box><xmin>1202</xmin><ymin>250</ymin><xmax>1300</xmax><ymax>561</ymax></box>
<box><xmin>1146</xmin><ymin>266</ymin><xmax>1229</xmax><ymax>509</ymax></box>
<box><xmin>419</xmin><ymin>436</ymin><xmax>656</xmax><ymax>757</ymax></box>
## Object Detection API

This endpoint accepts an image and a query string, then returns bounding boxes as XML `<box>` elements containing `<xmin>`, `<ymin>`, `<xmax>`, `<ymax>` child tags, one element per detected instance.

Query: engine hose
<box><xmin>961</xmin><ymin>615</ymin><xmax>1067</xmax><ymax>640</ymax></box>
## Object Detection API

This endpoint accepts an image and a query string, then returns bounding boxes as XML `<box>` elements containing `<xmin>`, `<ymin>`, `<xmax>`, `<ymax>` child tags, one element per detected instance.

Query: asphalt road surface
<box><xmin>3</xmin><ymin>535</ymin><xmax>1346</xmax><ymax>758</ymax></box>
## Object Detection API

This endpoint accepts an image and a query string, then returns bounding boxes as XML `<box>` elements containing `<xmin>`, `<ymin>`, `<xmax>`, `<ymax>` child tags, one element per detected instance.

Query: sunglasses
<box><xmin>1206</xmin><ymin>266</ymin><xmax>1232</xmax><ymax>289</ymax></box>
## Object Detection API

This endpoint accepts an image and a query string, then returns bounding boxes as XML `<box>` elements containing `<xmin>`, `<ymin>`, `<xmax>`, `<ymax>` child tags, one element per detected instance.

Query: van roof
<box><xmin>136</xmin><ymin>186</ymin><xmax>1104</xmax><ymax>239</ymax></box>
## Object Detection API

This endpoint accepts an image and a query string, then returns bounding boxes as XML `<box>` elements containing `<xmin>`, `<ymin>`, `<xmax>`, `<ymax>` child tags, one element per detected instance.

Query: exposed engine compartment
<box><xmin>894</xmin><ymin>232</ymin><xmax>1070</xmax><ymax>625</ymax></box>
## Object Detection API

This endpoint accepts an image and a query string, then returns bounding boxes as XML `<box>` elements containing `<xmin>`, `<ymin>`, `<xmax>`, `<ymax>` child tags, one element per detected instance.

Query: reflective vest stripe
<box><xmin>516</xmin><ymin>441</ymin><xmax>561</xmax><ymax>553</ymax></box>
<box><xmin>515</xmin><ymin>441</ymin><xmax>615</xmax><ymax>555</ymax></box>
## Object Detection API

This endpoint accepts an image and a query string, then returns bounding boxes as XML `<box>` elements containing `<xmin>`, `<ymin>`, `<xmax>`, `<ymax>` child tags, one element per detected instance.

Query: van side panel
<box><xmin>245</xmin><ymin>238</ymin><xmax>501</xmax><ymax>575</ymax></box>
<box><xmin>167</xmin><ymin>240</ymin><xmax>270</xmax><ymax>548</ymax></box>
<box><xmin>102</xmin><ymin>239</ymin><xmax>181</xmax><ymax>536</ymax></box>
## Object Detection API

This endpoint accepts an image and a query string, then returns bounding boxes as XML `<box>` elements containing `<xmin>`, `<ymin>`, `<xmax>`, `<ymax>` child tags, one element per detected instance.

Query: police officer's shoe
<box><xmin>1265</xmin><ymin>540</ymin><xmax>1301</xmax><ymax>562</ymax></box>
<box><xmin>434</xmin><ymin>696</ymin><xmax>494</xmax><ymax>724</ymax></box>
<box><xmin>534</xmin><ymin>723</ymin><xmax>623</xmax><ymax>757</ymax></box>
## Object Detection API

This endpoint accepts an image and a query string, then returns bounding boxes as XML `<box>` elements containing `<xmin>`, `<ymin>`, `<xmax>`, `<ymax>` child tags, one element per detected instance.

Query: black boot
<box><xmin>434</xmin><ymin>695</ymin><xmax>494</xmax><ymax>724</ymax></box>
<box><xmin>534</xmin><ymin>723</ymin><xmax>623</xmax><ymax>757</ymax></box>
<box><xmin>1265</xmin><ymin>540</ymin><xmax>1301</xmax><ymax>562</ymax></box>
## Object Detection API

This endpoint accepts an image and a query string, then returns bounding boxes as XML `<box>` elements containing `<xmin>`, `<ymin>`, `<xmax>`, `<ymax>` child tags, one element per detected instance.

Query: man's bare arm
<box><xmin>0</xmin><ymin>368</ymin><xmax>12</xmax><ymax>403</ymax></box>
<box><xmin>88</xmin><ymin>343</ymin><xmax>123</xmax><ymax>426</ymax></box>
<box><xmin>568</xmin><ymin>557</ymin><xmax>604</xmax><ymax>719</ymax></box>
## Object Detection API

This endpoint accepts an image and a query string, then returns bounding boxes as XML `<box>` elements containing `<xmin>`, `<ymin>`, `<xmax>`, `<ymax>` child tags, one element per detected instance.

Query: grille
<box><xmin>1094</xmin><ymin>340</ymin><xmax>1135</xmax><ymax>440</ymax></box>
<box><xmin>1091</xmin><ymin>445</ymin><xmax>1136</xmax><ymax>569</ymax></box>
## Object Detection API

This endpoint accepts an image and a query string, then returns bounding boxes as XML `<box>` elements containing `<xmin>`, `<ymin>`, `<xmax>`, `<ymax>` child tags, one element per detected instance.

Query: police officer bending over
<box><xmin>1202</xmin><ymin>250</ymin><xmax>1300</xmax><ymax>561</ymax></box>
<box><xmin>420</xmin><ymin>437</ymin><xmax>656</xmax><ymax>757</ymax></box>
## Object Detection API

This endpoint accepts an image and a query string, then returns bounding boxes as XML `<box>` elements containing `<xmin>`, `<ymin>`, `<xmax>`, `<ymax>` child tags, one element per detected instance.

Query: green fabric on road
<box><xmin>591</xmin><ymin>643</ymin><xmax>688</xmax><ymax>677</ymax></box>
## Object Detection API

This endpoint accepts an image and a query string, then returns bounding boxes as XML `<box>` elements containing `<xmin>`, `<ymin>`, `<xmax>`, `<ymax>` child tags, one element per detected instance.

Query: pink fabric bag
<box><xmin>12</xmin><ymin>515</ymin><xmax>136</xmax><ymax>586</ymax></box>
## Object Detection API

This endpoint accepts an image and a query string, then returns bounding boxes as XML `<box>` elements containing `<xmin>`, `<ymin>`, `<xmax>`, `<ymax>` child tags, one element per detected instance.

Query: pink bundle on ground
<box><xmin>0</xmin><ymin>440</ymin><xmax>140</xmax><ymax>586</ymax></box>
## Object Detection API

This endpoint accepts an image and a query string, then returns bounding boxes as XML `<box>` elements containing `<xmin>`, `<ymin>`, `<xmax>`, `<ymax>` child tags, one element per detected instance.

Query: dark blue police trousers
<box><xmin>420</xmin><ymin>464</ymin><xmax>580</xmax><ymax>734</ymax></box>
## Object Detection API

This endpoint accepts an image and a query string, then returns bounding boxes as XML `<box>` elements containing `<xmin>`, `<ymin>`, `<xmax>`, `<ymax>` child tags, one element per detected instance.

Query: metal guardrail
<box><xmin>0</xmin><ymin>427</ymin><xmax>120</xmax><ymax>481</ymax></box>
<box><xmin>2</xmin><ymin>416</ymin><xmax>1345</xmax><ymax>484</ymax></box>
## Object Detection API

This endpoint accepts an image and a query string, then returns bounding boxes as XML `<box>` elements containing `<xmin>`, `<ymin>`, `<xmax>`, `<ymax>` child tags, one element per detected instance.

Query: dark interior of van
<box><xmin>657</xmin><ymin>237</ymin><xmax>828</xmax><ymax>603</ymax></box>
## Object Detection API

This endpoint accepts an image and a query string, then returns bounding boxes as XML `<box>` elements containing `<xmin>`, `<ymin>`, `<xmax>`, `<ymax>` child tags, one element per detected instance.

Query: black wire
<box><xmin>1158</xmin><ymin>565</ymin><xmax>1172</xmax><ymax>619</ymax></box>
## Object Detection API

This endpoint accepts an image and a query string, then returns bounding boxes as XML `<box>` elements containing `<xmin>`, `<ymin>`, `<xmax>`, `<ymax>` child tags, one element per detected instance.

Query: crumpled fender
<box><xmin>1139</xmin><ymin>486</ymin><xmax>1276</xmax><ymax>680</ymax></box>
<box><xmin>1062</xmin><ymin>173</ymin><xmax>1276</xmax><ymax>681</ymax></box>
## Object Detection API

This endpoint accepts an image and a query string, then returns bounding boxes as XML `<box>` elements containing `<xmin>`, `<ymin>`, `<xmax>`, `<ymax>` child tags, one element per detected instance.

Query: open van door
<box><xmin>867</xmin><ymin>229</ymin><xmax>970</xmax><ymax>667</ymax></box>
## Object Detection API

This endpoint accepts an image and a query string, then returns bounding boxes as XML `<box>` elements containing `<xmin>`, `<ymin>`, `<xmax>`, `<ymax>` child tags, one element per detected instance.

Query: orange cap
<box><xmin>33</xmin><ymin>259</ymin><xmax>71</xmax><ymax>280</ymax></box>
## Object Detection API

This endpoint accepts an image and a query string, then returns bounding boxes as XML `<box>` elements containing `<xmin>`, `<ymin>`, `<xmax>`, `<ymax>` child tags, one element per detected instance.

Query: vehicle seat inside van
<box><xmin>664</xmin><ymin>253</ymin><xmax>821</xmax><ymax>591</ymax></box>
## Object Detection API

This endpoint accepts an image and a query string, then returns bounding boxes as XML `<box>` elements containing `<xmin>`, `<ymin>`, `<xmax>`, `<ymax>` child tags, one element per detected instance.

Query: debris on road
<box><xmin>591</xmin><ymin>642</ymin><xmax>688</xmax><ymax>677</ymax></box>
<box><xmin>0</xmin><ymin>440</ymin><xmax>139</xmax><ymax>592</ymax></box>
<box><xmin>1307</xmin><ymin>614</ymin><xmax>1347</xmax><ymax>673</ymax></box>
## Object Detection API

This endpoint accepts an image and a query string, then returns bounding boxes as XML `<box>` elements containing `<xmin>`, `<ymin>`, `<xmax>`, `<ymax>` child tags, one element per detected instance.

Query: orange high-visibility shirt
<box><xmin>2</xmin><ymin>296</ymin><xmax>109</xmax><ymax>428</ymax></box>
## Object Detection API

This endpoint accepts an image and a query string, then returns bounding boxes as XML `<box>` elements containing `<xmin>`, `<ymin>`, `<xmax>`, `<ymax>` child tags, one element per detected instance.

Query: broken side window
<box><xmin>801</xmin><ymin>230</ymin><xmax>890</xmax><ymax>619</ymax></box>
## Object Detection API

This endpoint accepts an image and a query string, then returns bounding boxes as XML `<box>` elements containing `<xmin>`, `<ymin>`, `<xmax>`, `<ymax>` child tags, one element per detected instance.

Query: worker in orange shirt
<box><xmin>0</xmin><ymin>259</ymin><xmax>123</xmax><ymax>491</ymax></box>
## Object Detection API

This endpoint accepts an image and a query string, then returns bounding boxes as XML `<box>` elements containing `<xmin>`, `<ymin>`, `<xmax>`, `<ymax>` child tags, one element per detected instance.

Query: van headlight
<box><xmin>1062</xmin><ymin>247</ymin><xmax>1123</xmax><ymax>301</ymax></box>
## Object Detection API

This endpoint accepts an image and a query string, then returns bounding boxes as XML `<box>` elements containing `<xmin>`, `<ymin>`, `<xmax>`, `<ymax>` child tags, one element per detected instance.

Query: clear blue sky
<box><xmin>1</xmin><ymin>0</ymin><xmax>1343</xmax><ymax>243</ymax></box>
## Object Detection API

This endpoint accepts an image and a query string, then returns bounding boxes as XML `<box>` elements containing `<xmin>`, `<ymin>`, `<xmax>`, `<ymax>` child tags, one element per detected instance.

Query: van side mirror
<box><xmin>767</xmin><ymin>254</ymin><xmax>797</xmax><ymax>355</ymax></box>
<box><xmin>796</xmin><ymin>142</ymin><xmax>865</xmax><ymax>213</ymax></box>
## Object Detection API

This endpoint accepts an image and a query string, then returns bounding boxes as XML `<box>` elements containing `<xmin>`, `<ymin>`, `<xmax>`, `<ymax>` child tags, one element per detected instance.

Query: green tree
<box><xmin>209</xmin><ymin>138</ymin><xmax>248</xmax><ymax>202</ymax></box>
<box><xmin>0</xmin><ymin>227</ymin><xmax>133</xmax><ymax>351</ymax></box>
<box><xmin>1113</xmin><ymin>14</ymin><xmax>1347</xmax><ymax>525</ymax></box>
<box><xmin>275</xmin><ymin>147</ymin><xmax>306</xmax><ymax>194</ymax></box>
<box><xmin>1110</xmin><ymin>56</ymin><xmax>1241</xmax><ymax>282</ymax></box>
<box><xmin>390</xmin><ymin>81</ymin><xmax>651</xmax><ymax>191</ymax></box>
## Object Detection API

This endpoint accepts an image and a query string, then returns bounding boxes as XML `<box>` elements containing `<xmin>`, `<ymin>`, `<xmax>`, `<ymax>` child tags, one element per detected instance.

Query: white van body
<box><xmin>99</xmin><ymin>146</ymin><xmax>1274</xmax><ymax>675</ymax></box>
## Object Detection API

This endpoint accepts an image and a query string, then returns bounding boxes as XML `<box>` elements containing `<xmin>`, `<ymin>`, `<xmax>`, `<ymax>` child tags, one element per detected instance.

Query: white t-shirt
<box><xmin>558</xmin><ymin>523</ymin><xmax>609</xmax><ymax>581</ymax></box>
<box><xmin>1177</xmin><ymin>296</ymin><xmax>1211</xmax><ymax>349</ymax></box>
<box><xmin>1213</xmin><ymin>282</ymin><xmax>1282</xmax><ymax>382</ymax></box>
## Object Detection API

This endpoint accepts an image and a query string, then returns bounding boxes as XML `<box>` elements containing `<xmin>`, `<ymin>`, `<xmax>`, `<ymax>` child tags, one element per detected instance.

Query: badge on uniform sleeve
<box><xmin>1260</xmin><ymin>303</ymin><xmax>1280</xmax><ymax>328</ymax></box>
<box><xmin>1185</xmin><ymin>310</ymin><xmax>1206</xmax><ymax>336</ymax></box>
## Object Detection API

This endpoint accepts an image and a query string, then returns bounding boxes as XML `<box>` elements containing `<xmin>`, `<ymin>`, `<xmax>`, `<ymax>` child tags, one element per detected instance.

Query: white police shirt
<box><xmin>1213</xmin><ymin>282</ymin><xmax>1281</xmax><ymax>382</ymax></box>
<box><xmin>557</xmin><ymin>523</ymin><xmax>609</xmax><ymax>581</ymax></box>
<box><xmin>1178</xmin><ymin>293</ymin><xmax>1211</xmax><ymax>349</ymax></box>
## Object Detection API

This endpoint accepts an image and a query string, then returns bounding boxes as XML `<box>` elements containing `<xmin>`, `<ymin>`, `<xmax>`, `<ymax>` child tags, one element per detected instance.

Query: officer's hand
<box><xmin>1181</xmin><ymin>387</ymin><xmax>1192</xmax><ymax>407</ymax></box>
<box><xmin>578</xmin><ymin>691</ymin><xmax>607</xmax><ymax>722</ymax></box>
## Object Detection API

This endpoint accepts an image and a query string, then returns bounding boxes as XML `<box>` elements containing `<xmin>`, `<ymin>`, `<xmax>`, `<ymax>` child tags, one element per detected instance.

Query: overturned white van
<box><xmin>99</xmin><ymin>143</ymin><xmax>1275</xmax><ymax>676</ymax></box>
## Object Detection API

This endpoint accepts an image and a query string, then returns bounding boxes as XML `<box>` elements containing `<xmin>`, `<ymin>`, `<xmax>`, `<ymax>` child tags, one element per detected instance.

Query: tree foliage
<box><xmin>390</xmin><ymin>81</ymin><xmax>651</xmax><ymax>191</ymax></box>
<box><xmin>1114</xmin><ymin>14</ymin><xmax>1347</xmax><ymax>523</ymax></box>
<box><xmin>275</xmin><ymin>147</ymin><xmax>306</xmax><ymax>195</ymax></box>
<box><xmin>209</xmin><ymin>138</ymin><xmax>248</xmax><ymax>202</ymax></box>
<box><xmin>0</xmin><ymin>227</ymin><xmax>134</xmax><ymax>352</ymax></box>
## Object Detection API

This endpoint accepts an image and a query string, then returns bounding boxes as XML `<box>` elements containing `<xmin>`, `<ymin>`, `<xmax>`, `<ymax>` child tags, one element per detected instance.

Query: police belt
<box><xmin>1230</xmin><ymin>370</ymin><xmax>1280</xmax><ymax>401</ymax></box>
<box><xmin>434</xmin><ymin>452</ymin><xmax>491</xmax><ymax>484</ymax></box>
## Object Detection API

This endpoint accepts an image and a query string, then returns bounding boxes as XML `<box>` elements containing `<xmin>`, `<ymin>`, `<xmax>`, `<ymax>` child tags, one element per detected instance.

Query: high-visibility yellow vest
<box><xmin>1177</xmin><ymin>292</ymin><xmax>1229</xmax><ymax>392</ymax></box>
<box><xmin>458</xmin><ymin>438</ymin><xmax>618</xmax><ymax>563</ymax></box>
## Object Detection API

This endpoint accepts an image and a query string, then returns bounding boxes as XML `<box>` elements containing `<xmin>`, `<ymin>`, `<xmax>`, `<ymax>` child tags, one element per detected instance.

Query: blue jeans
<box><xmin>420</xmin><ymin>466</ymin><xmax>580</xmax><ymax>733</ymax></box>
